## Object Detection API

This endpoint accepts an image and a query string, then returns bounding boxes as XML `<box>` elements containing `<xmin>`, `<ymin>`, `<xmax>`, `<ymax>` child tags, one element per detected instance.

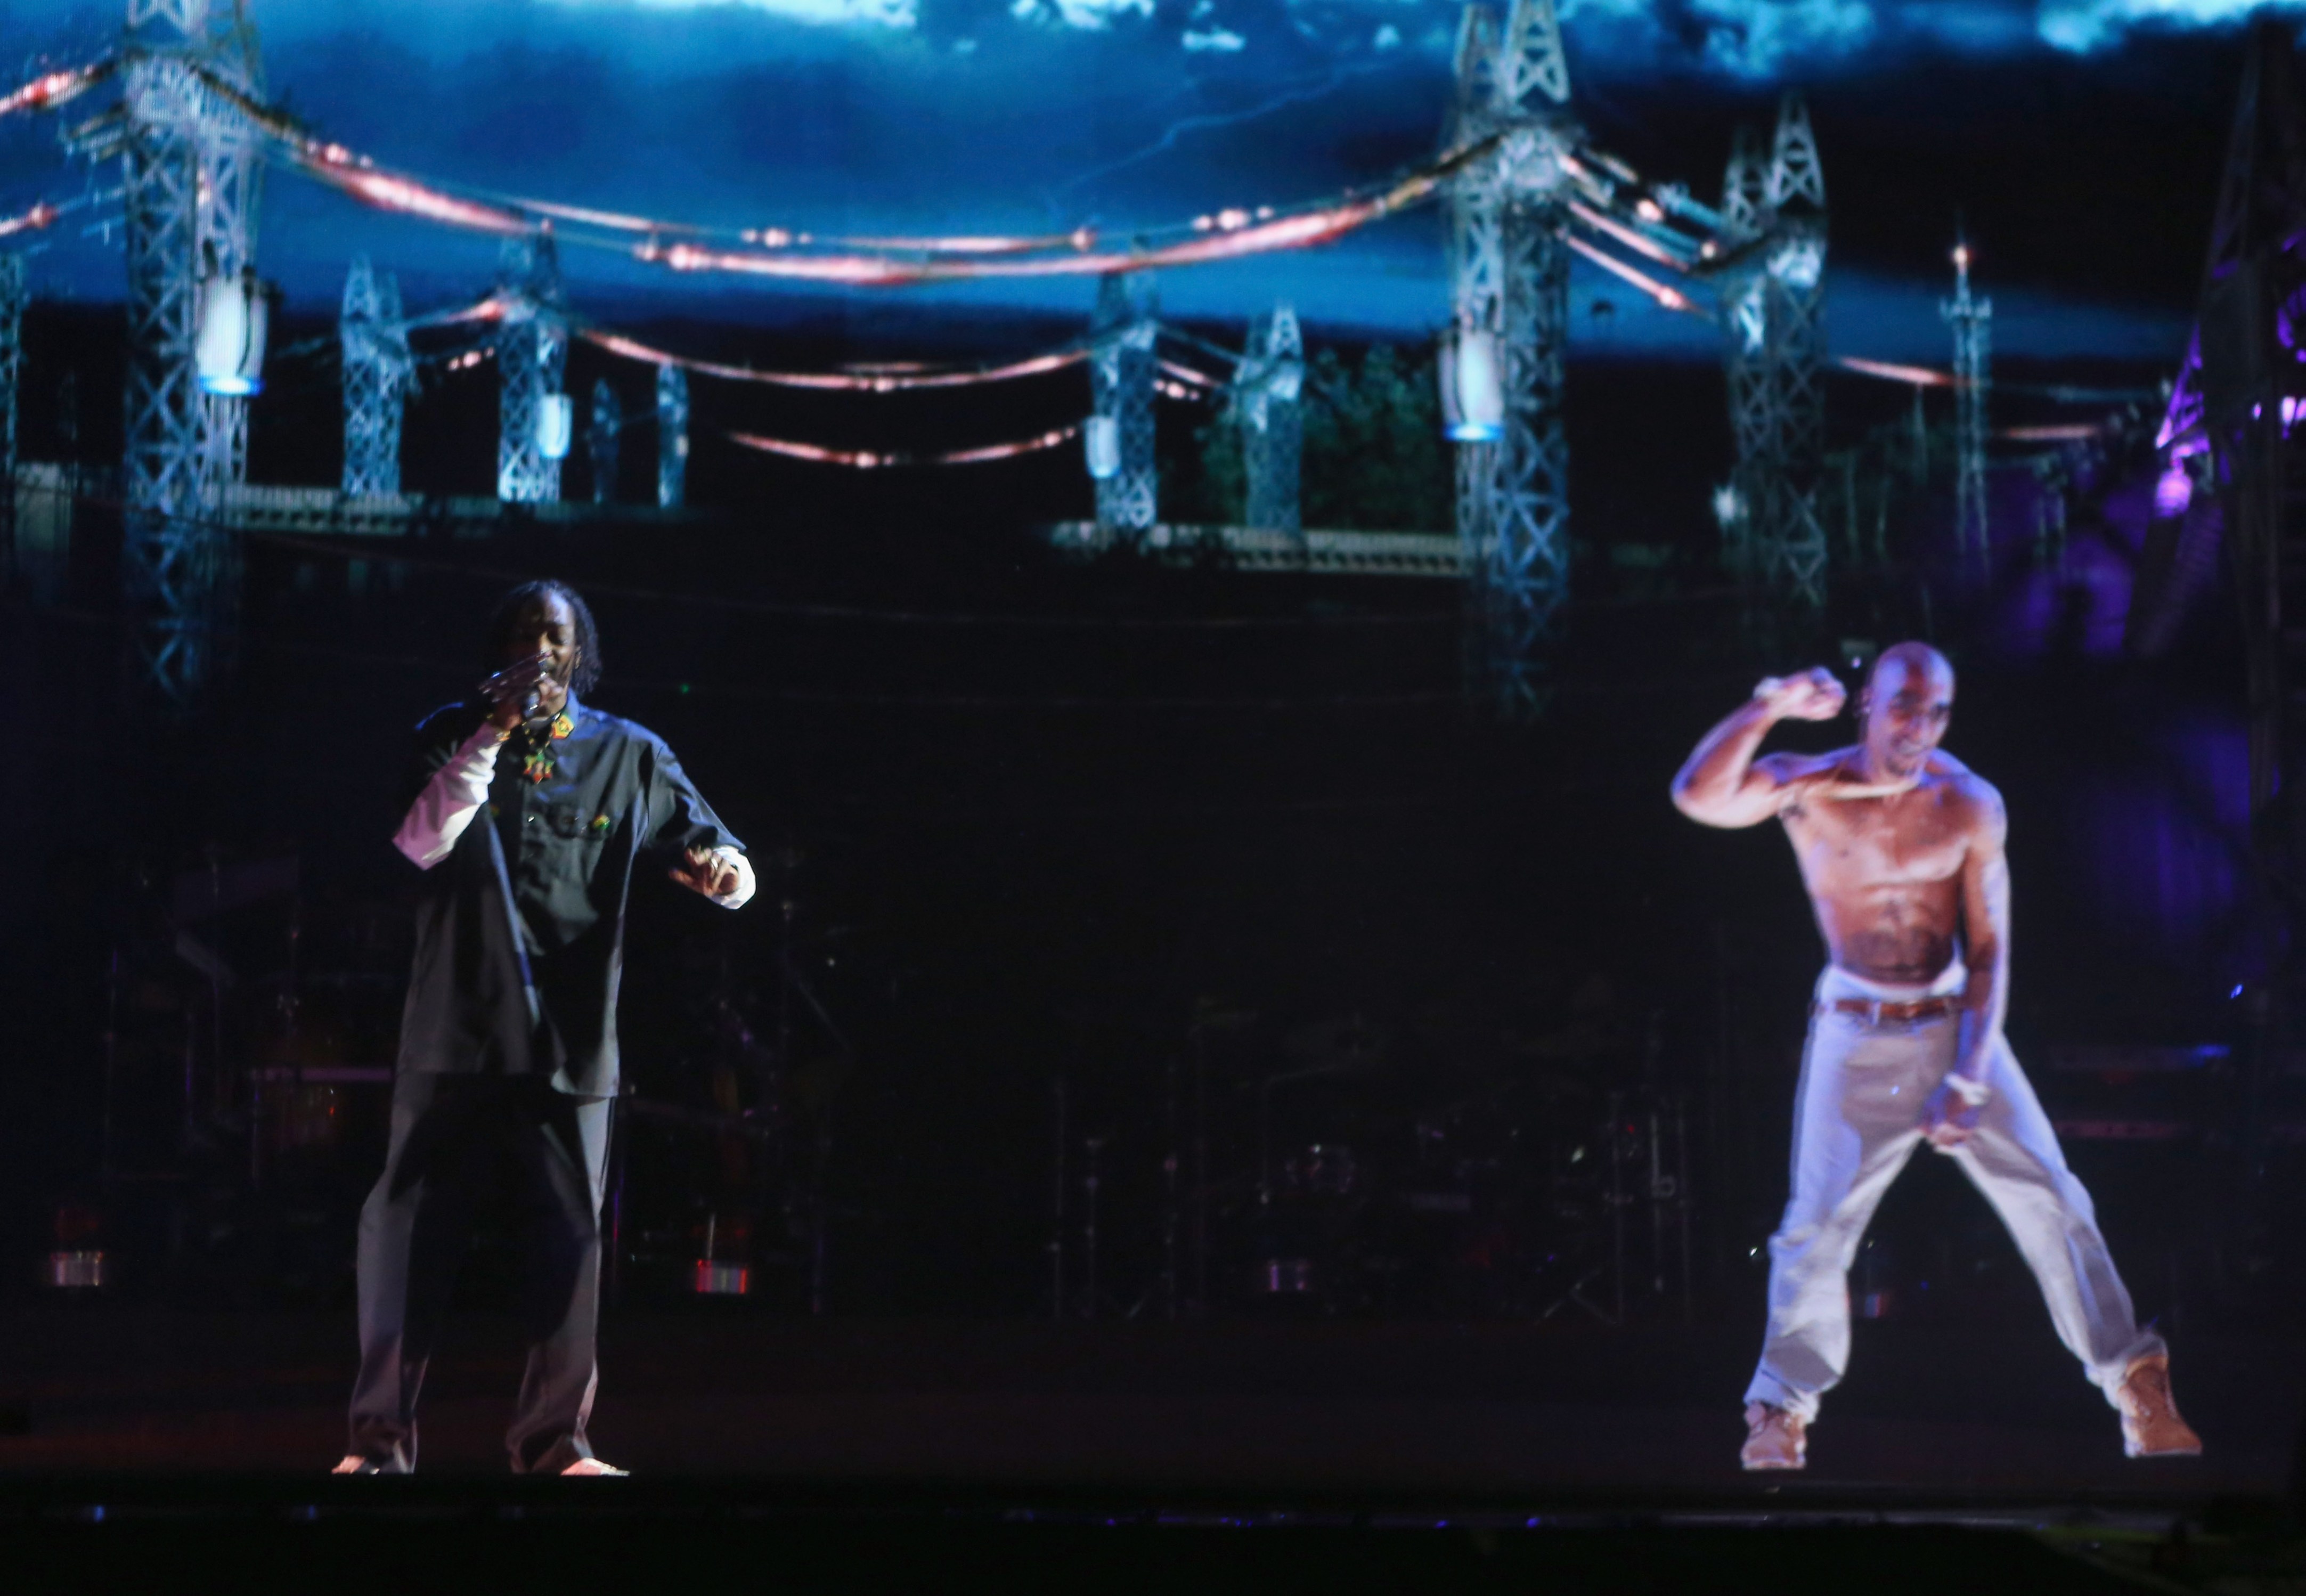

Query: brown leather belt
<box><xmin>1813</xmin><ymin>996</ymin><xmax>1959</xmax><ymax>1027</ymax></box>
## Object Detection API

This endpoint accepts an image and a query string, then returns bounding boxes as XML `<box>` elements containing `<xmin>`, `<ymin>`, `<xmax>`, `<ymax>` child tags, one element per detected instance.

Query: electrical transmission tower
<box><xmin>1238</xmin><ymin>302</ymin><xmax>1304</xmax><ymax>533</ymax></box>
<box><xmin>1716</xmin><ymin>125</ymin><xmax>1766</xmax><ymax>582</ymax></box>
<box><xmin>0</xmin><ymin>254</ymin><xmax>23</xmax><ymax>585</ymax></box>
<box><xmin>340</xmin><ymin>255</ymin><xmax>410</xmax><ymax>497</ymax></box>
<box><xmin>1943</xmin><ymin>239</ymin><xmax>1992</xmax><ymax>575</ymax></box>
<box><xmin>1091</xmin><ymin>272</ymin><xmax>1158</xmax><ymax>535</ymax></box>
<box><xmin>589</xmin><ymin>378</ymin><xmax>621</xmax><ymax>504</ymax></box>
<box><xmin>495</xmin><ymin>233</ymin><xmax>566</xmax><ymax>503</ymax></box>
<box><xmin>1716</xmin><ymin>95</ymin><xmax>1829</xmax><ymax>608</ymax></box>
<box><xmin>1447</xmin><ymin>0</ymin><xmax>1575</xmax><ymax>719</ymax></box>
<box><xmin>2193</xmin><ymin>22</ymin><xmax>2306</xmax><ymax>917</ymax></box>
<box><xmin>656</xmin><ymin>363</ymin><xmax>688</xmax><ymax>509</ymax></box>
<box><xmin>116</xmin><ymin>0</ymin><xmax>265</xmax><ymax>706</ymax></box>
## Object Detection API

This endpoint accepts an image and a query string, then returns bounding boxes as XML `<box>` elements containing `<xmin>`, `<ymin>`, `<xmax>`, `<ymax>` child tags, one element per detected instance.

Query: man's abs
<box><xmin>1812</xmin><ymin>880</ymin><xmax>1961</xmax><ymax>986</ymax></box>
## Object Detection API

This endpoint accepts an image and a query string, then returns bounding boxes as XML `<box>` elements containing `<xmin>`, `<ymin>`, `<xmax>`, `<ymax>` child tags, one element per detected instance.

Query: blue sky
<box><xmin>0</xmin><ymin>0</ymin><xmax>2271</xmax><ymax>362</ymax></box>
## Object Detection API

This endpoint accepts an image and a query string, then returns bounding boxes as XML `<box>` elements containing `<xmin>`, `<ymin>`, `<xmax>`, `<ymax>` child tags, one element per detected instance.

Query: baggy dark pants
<box><xmin>348</xmin><ymin>1072</ymin><xmax>613</xmax><ymax>1474</ymax></box>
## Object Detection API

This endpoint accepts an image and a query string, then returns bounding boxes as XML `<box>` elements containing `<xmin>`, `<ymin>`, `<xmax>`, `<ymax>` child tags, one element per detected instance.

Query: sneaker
<box><xmin>2116</xmin><ymin>1355</ymin><xmax>2203</xmax><ymax>1459</ymax></box>
<box><xmin>1740</xmin><ymin>1402</ymin><xmax>1807</xmax><ymax>1471</ymax></box>
<box><xmin>560</xmin><ymin>1457</ymin><xmax>629</xmax><ymax>1477</ymax></box>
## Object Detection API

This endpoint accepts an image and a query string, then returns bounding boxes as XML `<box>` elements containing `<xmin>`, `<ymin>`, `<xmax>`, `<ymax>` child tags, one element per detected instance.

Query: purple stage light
<box><xmin>2155</xmin><ymin>462</ymin><xmax>2193</xmax><ymax>518</ymax></box>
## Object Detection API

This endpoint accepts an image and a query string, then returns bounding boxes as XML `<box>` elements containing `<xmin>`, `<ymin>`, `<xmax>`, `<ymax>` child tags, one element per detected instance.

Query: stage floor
<box><xmin>0</xmin><ymin>1305</ymin><xmax>2293</xmax><ymax>1501</ymax></box>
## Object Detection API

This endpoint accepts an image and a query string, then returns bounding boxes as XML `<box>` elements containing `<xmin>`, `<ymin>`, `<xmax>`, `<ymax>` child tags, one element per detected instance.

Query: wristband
<box><xmin>1943</xmin><ymin>1073</ymin><xmax>1992</xmax><ymax>1109</ymax></box>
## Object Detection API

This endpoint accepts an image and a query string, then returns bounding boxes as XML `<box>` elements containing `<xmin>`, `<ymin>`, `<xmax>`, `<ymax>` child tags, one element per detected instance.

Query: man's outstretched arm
<box><xmin>642</xmin><ymin>741</ymin><xmax>755</xmax><ymax>910</ymax></box>
<box><xmin>1671</xmin><ymin>669</ymin><xmax>1846</xmax><ymax>829</ymax></box>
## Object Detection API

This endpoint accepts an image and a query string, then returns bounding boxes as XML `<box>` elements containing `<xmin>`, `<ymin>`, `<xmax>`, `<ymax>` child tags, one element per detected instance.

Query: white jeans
<box><xmin>1745</xmin><ymin>963</ymin><xmax>2164</xmax><ymax>1421</ymax></box>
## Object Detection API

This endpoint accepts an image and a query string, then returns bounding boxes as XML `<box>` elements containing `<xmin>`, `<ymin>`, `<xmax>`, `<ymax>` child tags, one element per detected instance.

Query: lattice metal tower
<box><xmin>2195</xmin><ymin>23</ymin><xmax>2306</xmax><ymax>868</ymax></box>
<box><xmin>1447</xmin><ymin>0</ymin><xmax>1575</xmax><ymax>719</ymax></box>
<box><xmin>589</xmin><ymin>378</ymin><xmax>621</xmax><ymax>504</ymax></box>
<box><xmin>0</xmin><ymin>255</ymin><xmax>23</xmax><ymax>585</ymax></box>
<box><xmin>1943</xmin><ymin>239</ymin><xmax>1992</xmax><ymax>574</ymax></box>
<box><xmin>1091</xmin><ymin>271</ymin><xmax>1158</xmax><ymax>534</ymax></box>
<box><xmin>340</xmin><ymin>255</ymin><xmax>410</xmax><ymax>497</ymax></box>
<box><xmin>1238</xmin><ymin>303</ymin><xmax>1304</xmax><ymax>534</ymax></box>
<box><xmin>495</xmin><ymin>233</ymin><xmax>566</xmax><ymax>503</ymax></box>
<box><xmin>1717</xmin><ymin>95</ymin><xmax>1829</xmax><ymax>607</ymax></box>
<box><xmin>118</xmin><ymin>0</ymin><xmax>265</xmax><ymax>705</ymax></box>
<box><xmin>1716</xmin><ymin>125</ymin><xmax>1767</xmax><ymax>582</ymax></box>
<box><xmin>656</xmin><ymin>363</ymin><xmax>688</xmax><ymax>509</ymax></box>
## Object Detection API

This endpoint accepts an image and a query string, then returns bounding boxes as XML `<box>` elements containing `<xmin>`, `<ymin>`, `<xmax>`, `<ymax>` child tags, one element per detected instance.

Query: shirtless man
<box><xmin>1672</xmin><ymin>642</ymin><xmax>2200</xmax><ymax>1470</ymax></box>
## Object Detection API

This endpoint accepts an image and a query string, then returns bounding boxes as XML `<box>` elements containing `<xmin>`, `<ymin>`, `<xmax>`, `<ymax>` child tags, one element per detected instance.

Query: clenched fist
<box><xmin>1753</xmin><ymin>667</ymin><xmax>1847</xmax><ymax>723</ymax></box>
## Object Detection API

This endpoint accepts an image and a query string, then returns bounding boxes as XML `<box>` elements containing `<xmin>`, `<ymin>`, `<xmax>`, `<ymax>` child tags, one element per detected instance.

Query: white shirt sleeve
<box><xmin>393</xmin><ymin>723</ymin><xmax>506</xmax><ymax>869</ymax></box>
<box><xmin>711</xmin><ymin>846</ymin><xmax>756</xmax><ymax>910</ymax></box>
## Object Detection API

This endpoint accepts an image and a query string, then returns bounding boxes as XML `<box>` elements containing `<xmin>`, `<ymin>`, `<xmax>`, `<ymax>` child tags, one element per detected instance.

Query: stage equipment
<box><xmin>1046</xmin><ymin>1077</ymin><xmax>1069</xmax><ymax>1318</ymax></box>
<box><xmin>339</xmin><ymin>256</ymin><xmax>410</xmax><ymax>498</ymax></box>
<box><xmin>1715</xmin><ymin>95</ymin><xmax>1829</xmax><ymax>607</ymax></box>
<box><xmin>692</xmin><ymin>1214</ymin><xmax>749</xmax><ymax>1297</ymax></box>
<box><xmin>1198</xmin><ymin>1025</ymin><xmax>1701</xmax><ymax>1322</ymax></box>
<box><xmin>607</xmin><ymin>857</ymin><xmax>845</xmax><ymax>1314</ymax></box>
<box><xmin>656</xmin><ymin>364</ymin><xmax>687</xmax><ymax>508</ymax></box>
<box><xmin>494</xmin><ymin>233</ymin><xmax>567</xmax><ymax>503</ymax></box>
<box><xmin>45</xmin><ymin>1203</ymin><xmax>109</xmax><ymax>1291</ymax></box>
<box><xmin>1236</xmin><ymin>303</ymin><xmax>1303</xmax><ymax>535</ymax></box>
<box><xmin>1091</xmin><ymin>273</ymin><xmax>1158</xmax><ymax>535</ymax></box>
<box><xmin>1445</xmin><ymin>0</ymin><xmax>1576</xmax><ymax>719</ymax></box>
<box><xmin>1944</xmin><ymin>240</ymin><xmax>1992</xmax><ymax>574</ymax></box>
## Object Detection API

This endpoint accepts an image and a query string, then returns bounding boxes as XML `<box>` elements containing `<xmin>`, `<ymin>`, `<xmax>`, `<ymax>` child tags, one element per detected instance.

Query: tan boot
<box><xmin>2116</xmin><ymin>1354</ymin><xmax>2203</xmax><ymax>1459</ymax></box>
<box><xmin>1741</xmin><ymin>1402</ymin><xmax>1807</xmax><ymax>1471</ymax></box>
<box><xmin>560</xmin><ymin>1457</ymin><xmax>629</xmax><ymax>1476</ymax></box>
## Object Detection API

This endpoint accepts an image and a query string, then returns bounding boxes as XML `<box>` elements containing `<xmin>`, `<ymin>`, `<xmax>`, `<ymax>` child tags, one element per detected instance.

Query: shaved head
<box><xmin>1860</xmin><ymin>641</ymin><xmax>1955</xmax><ymax>780</ymax></box>
<box><xmin>1869</xmin><ymin>641</ymin><xmax>1954</xmax><ymax>697</ymax></box>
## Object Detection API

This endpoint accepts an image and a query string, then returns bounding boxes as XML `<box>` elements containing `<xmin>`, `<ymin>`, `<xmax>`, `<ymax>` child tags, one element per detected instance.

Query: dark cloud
<box><xmin>0</xmin><ymin>0</ymin><xmax>2254</xmax><ymax>365</ymax></box>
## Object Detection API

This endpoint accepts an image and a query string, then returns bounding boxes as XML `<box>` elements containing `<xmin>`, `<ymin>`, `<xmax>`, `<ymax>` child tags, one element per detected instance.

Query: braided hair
<box><xmin>485</xmin><ymin>579</ymin><xmax>603</xmax><ymax>695</ymax></box>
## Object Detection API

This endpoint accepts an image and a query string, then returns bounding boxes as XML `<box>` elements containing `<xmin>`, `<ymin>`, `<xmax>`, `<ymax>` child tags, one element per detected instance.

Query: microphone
<box><xmin>479</xmin><ymin>652</ymin><xmax>553</xmax><ymax>723</ymax></box>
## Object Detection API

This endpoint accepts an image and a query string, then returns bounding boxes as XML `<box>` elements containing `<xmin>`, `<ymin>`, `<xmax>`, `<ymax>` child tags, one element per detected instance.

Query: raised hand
<box><xmin>1754</xmin><ymin>666</ymin><xmax>1847</xmax><ymax>723</ymax></box>
<box><xmin>479</xmin><ymin>652</ymin><xmax>552</xmax><ymax>731</ymax></box>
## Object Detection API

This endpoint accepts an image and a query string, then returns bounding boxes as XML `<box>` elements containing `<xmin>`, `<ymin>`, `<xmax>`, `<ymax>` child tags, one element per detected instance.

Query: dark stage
<box><xmin>0</xmin><ymin>1306</ymin><xmax>2289</xmax><ymax>1594</ymax></box>
<box><xmin>1</xmin><ymin>1307</ymin><xmax>2292</xmax><ymax>1492</ymax></box>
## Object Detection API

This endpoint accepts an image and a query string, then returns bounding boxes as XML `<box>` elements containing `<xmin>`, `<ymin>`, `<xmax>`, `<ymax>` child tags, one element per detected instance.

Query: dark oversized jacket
<box><xmin>394</xmin><ymin>694</ymin><xmax>744</xmax><ymax>1097</ymax></box>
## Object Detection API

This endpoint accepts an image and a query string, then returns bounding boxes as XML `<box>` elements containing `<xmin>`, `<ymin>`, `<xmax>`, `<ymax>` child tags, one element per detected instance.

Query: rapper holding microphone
<box><xmin>335</xmin><ymin>580</ymin><xmax>754</xmax><ymax>1477</ymax></box>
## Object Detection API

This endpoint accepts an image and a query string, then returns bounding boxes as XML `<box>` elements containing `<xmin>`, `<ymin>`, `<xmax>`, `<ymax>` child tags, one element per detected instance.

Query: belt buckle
<box><xmin>1864</xmin><ymin>998</ymin><xmax>1885</xmax><ymax>1028</ymax></box>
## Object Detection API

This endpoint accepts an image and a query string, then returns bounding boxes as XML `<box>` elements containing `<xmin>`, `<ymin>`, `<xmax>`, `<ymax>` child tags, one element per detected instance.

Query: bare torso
<box><xmin>1767</xmin><ymin>748</ymin><xmax>1997</xmax><ymax>986</ymax></box>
